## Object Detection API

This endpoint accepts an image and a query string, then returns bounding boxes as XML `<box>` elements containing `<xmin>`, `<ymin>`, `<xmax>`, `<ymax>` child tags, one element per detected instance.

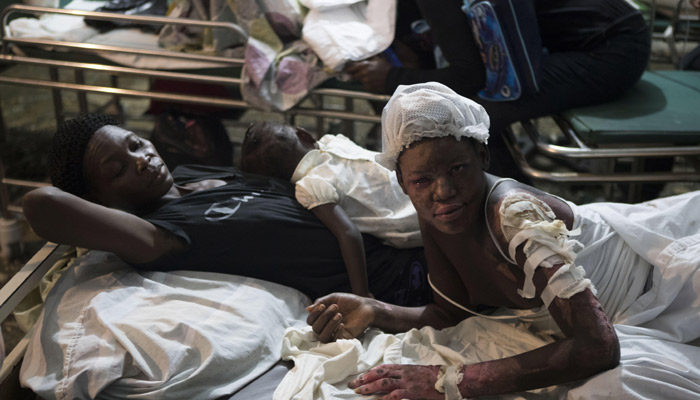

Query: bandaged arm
<box><xmin>499</xmin><ymin>192</ymin><xmax>595</xmax><ymax>307</ymax></box>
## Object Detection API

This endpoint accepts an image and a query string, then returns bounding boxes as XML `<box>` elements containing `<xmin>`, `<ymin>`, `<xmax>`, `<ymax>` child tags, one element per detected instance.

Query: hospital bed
<box><xmin>0</xmin><ymin>243</ymin><xmax>307</xmax><ymax>399</ymax></box>
<box><xmin>0</xmin><ymin>1</ymin><xmax>390</xmax><ymax>203</ymax></box>
<box><xmin>0</xmin><ymin>2</ymin><xmax>390</xmax><ymax>156</ymax></box>
<box><xmin>504</xmin><ymin>69</ymin><xmax>700</xmax><ymax>203</ymax></box>
<box><xmin>0</xmin><ymin>2</ymin><xmax>390</xmax><ymax>398</ymax></box>
<box><xmin>503</xmin><ymin>0</ymin><xmax>700</xmax><ymax>203</ymax></box>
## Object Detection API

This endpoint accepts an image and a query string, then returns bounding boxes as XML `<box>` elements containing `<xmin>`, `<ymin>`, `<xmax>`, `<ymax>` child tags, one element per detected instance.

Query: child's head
<box><xmin>376</xmin><ymin>81</ymin><xmax>490</xmax><ymax>171</ymax></box>
<box><xmin>240</xmin><ymin>121</ymin><xmax>317</xmax><ymax>180</ymax></box>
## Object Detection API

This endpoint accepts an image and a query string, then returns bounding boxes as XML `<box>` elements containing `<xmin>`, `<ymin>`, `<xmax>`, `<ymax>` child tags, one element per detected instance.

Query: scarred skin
<box><xmin>349</xmin><ymin>365</ymin><xmax>443</xmax><ymax>400</ymax></box>
<box><xmin>306</xmin><ymin>137</ymin><xmax>620</xmax><ymax>398</ymax></box>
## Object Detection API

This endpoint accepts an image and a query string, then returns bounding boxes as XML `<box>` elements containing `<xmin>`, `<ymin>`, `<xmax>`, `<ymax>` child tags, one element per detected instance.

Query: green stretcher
<box><xmin>506</xmin><ymin>70</ymin><xmax>700</xmax><ymax>201</ymax></box>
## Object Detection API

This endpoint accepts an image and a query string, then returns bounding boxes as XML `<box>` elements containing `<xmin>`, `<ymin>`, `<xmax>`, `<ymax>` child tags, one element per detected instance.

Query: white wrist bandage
<box><xmin>435</xmin><ymin>365</ymin><xmax>466</xmax><ymax>400</ymax></box>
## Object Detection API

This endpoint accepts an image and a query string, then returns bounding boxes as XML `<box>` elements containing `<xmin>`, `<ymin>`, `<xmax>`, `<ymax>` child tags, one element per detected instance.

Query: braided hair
<box><xmin>49</xmin><ymin>113</ymin><xmax>119</xmax><ymax>197</ymax></box>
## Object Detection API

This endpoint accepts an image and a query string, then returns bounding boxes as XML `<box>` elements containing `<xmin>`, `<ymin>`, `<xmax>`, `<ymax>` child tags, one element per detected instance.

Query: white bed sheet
<box><xmin>19</xmin><ymin>250</ymin><xmax>310</xmax><ymax>400</ymax></box>
<box><xmin>276</xmin><ymin>320</ymin><xmax>700</xmax><ymax>400</ymax></box>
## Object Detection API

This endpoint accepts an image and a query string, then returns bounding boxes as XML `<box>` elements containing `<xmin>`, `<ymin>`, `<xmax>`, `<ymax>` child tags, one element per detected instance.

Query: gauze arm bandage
<box><xmin>499</xmin><ymin>193</ymin><xmax>595</xmax><ymax>307</ymax></box>
<box><xmin>435</xmin><ymin>364</ymin><xmax>466</xmax><ymax>400</ymax></box>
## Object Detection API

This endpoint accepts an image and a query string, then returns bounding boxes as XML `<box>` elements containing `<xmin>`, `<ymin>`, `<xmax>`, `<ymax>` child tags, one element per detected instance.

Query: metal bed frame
<box><xmin>0</xmin><ymin>5</ymin><xmax>389</xmax><ymax>396</ymax></box>
<box><xmin>0</xmin><ymin>242</ymin><xmax>70</xmax><ymax>398</ymax></box>
<box><xmin>0</xmin><ymin>4</ymin><xmax>390</xmax><ymax>210</ymax></box>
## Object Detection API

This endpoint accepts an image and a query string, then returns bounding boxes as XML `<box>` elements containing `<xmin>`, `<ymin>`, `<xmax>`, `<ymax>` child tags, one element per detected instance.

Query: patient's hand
<box><xmin>349</xmin><ymin>364</ymin><xmax>443</xmax><ymax>400</ymax></box>
<box><xmin>306</xmin><ymin>293</ymin><xmax>374</xmax><ymax>342</ymax></box>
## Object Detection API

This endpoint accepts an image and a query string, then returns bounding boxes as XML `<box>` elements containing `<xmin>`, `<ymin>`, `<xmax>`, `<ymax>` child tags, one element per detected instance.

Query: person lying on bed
<box><xmin>306</xmin><ymin>82</ymin><xmax>700</xmax><ymax>398</ymax></box>
<box><xmin>21</xmin><ymin>113</ymin><xmax>432</xmax><ymax>306</ymax></box>
<box><xmin>239</xmin><ymin>121</ymin><xmax>420</xmax><ymax>298</ymax></box>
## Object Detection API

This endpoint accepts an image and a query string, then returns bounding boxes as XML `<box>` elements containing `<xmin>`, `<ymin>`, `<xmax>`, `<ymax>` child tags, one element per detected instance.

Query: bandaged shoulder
<box><xmin>498</xmin><ymin>192</ymin><xmax>595</xmax><ymax>307</ymax></box>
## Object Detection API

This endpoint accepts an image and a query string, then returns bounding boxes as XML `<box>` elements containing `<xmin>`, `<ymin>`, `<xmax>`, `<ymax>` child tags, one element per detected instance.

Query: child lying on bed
<box><xmin>240</xmin><ymin>122</ymin><xmax>420</xmax><ymax>298</ymax></box>
<box><xmin>21</xmin><ymin>113</ymin><xmax>431</xmax><ymax>306</ymax></box>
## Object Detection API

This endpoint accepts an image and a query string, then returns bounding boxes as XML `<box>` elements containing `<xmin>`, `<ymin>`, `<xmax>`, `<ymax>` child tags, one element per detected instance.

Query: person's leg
<box><xmin>480</xmin><ymin>31</ymin><xmax>650</xmax><ymax>182</ymax></box>
<box><xmin>479</xmin><ymin>31</ymin><xmax>651</xmax><ymax>131</ymax></box>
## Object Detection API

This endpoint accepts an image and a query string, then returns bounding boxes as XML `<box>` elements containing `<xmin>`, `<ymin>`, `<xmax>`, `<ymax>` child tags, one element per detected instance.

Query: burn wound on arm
<box><xmin>499</xmin><ymin>192</ymin><xmax>595</xmax><ymax>307</ymax></box>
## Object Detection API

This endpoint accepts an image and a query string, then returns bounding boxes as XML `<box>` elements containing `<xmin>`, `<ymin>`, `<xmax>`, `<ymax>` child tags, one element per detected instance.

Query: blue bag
<box><xmin>462</xmin><ymin>0</ymin><xmax>542</xmax><ymax>101</ymax></box>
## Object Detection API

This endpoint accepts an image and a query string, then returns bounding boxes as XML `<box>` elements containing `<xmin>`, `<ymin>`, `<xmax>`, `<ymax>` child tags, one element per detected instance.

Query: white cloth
<box><xmin>20</xmin><ymin>251</ymin><xmax>310</xmax><ymax>400</ymax></box>
<box><xmin>300</xmin><ymin>0</ymin><xmax>396</xmax><ymax>71</ymax></box>
<box><xmin>377</xmin><ymin>82</ymin><xmax>490</xmax><ymax>171</ymax></box>
<box><xmin>277</xmin><ymin>190</ymin><xmax>700</xmax><ymax>399</ymax></box>
<box><xmin>275</xmin><ymin>321</ymin><xmax>700</xmax><ymax>400</ymax></box>
<box><xmin>292</xmin><ymin>134</ymin><xmax>421</xmax><ymax>248</ymax></box>
<box><xmin>574</xmin><ymin>190</ymin><xmax>700</xmax><ymax>343</ymax></box>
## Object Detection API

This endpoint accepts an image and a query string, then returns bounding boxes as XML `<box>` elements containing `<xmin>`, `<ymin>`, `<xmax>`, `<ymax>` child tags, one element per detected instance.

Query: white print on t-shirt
<box><xmin>204</xmin><ymin>192</ymin><xmax>262</xmax><ymax>221</ymax></box>
<box><xmin>202</xmin><ymin>178</ymin><xmax>288</xmax><ymax>222</ymax></box>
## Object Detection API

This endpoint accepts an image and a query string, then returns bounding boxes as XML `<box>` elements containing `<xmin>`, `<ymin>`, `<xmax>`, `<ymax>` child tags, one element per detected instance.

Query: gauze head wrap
<box><xmin>376</xmin><ymin>82</ymin><xmax>490</xmax><ymax>171</ymax></box>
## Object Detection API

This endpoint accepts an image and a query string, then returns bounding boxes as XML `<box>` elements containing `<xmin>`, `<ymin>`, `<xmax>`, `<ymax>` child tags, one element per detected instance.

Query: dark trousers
<box><xmin>387</xmin><ymin>0</ymin><xmax>651</xmax><ymax>181</ymax></box>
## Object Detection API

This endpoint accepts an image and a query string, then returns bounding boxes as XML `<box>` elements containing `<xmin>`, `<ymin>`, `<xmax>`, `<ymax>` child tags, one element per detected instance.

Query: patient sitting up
<box><xmin>240</xmin><ymin>122</ymin><xmax>421</xmax><ymax>298</ymax></box>
<box><xmin>22</xmin><ymin>113</ymin><xmax>431</xmax><ymax>306</ymax></box>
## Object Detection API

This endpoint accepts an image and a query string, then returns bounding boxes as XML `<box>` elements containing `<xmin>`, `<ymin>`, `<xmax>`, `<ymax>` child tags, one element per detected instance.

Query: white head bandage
<box><xmin>376</xmin><ymin>82</ymin><xmax>490</xmax><ymax>171</ymax></box>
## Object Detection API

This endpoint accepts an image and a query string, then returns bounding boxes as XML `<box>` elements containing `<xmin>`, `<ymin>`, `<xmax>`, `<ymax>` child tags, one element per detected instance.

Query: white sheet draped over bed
<box><xmin>20</xmin><ymin>251</ymin><xmax>310</xmax><ymax>400</ymax></box>
<box><xmin>275</xmin><ymin>321</ymin><xmax>700</xmax><ymax>400</ymax></box>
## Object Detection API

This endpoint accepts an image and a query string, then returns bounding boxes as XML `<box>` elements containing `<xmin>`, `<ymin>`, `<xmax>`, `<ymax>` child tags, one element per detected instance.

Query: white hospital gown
<box><xmin>291</xmin><ymin>134</ymin><xmax>421</xmax><ymax>248</ymax></box>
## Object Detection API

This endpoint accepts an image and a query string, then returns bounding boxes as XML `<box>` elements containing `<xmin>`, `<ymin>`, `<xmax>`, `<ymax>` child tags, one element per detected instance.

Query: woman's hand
<box><xmin>306</xmin><ymin>293</ymin><xmax>375</xmax><ymax>342</ymax></box>
<box><xmin>344</xmin><ymin>56</ymin><xmax>391</xmax><ymax>93</ymax></box>
<box><xmin>349</xmin><ymin>364</ymin><xmax>444</xmax><ymax>400</ymax></box>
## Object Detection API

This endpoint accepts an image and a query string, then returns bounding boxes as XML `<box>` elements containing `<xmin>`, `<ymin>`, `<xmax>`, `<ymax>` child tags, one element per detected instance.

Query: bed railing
<box><xmin>0</xmin><ymin>243</ymin><xmax>71</xmax><ymax>387</ymax></box>
<box><xmin>0</xmin><ymin>4</ymin><xmax>390</xmax><ymax>120</ymax></box>
<box><xmin>0</xmin><ymin>3</ymin><xmax>389</xmax><ymax>206</ymax></box>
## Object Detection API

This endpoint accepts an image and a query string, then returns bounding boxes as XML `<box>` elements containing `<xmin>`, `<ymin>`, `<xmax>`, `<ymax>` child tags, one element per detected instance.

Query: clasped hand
<box><xmin>306</xmin><ymin>292</ymin><xmax>374</xmax><ymax>342</ymax></box>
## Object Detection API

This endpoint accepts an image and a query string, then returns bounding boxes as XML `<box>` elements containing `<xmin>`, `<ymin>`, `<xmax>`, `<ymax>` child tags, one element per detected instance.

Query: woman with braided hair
<box><xmin>22</xmin><ymin>113</ymin><xmax>432</xmax><ymax>306</ymax></box>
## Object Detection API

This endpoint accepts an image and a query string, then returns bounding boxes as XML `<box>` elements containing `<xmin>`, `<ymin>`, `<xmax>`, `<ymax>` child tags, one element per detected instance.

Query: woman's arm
<box><xmin>307</xmin><ymin>223</ymin><xmax>470</xmax><ymax>342</ymax></box>
<box><xmin>311</xmin><ymin>203</ymin><xmax>370</xmax><ymax>297</ymax></box>
<box><xmin>450</xmin><ymin>190</ymin><xmax>618</xmax><ymax>394</ymax></box>
<box><xmin>350</xmin><ymin>265</ymin><xmax>619</xmax><ymax>398</ymax></box>
<box><xmin>307</xmin><ymin>293</ymin><xmax>464</xmax><ymax>343</ymax></box>
<box><xmin>461</xmin><ymin>268</ymin><xmax>618</xmax><ymax>396</ymax></box>
<box><xmin>22</xmin><ymin>186</ymin><xmax>184</xmax><ymax>264</ymax></box>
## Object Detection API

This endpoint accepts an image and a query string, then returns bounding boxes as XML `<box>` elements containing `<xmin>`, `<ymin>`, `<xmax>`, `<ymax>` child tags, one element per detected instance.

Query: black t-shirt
<box><xmin>133</xmin><ymin>165</ymin><xmax>426</xmax><ymax>302</ymax></box>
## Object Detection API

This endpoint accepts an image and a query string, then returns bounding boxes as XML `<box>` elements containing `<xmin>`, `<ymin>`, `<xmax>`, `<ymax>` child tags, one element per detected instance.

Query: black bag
<box><xmin>462</xmin><ymin>0</ymin><xmax>542</xmax><ymax>101</ymax></box>
<box><xmin>150</xmin><ymin>111</ymin><xmax>233</xmax><ymax>169</ymax></box>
